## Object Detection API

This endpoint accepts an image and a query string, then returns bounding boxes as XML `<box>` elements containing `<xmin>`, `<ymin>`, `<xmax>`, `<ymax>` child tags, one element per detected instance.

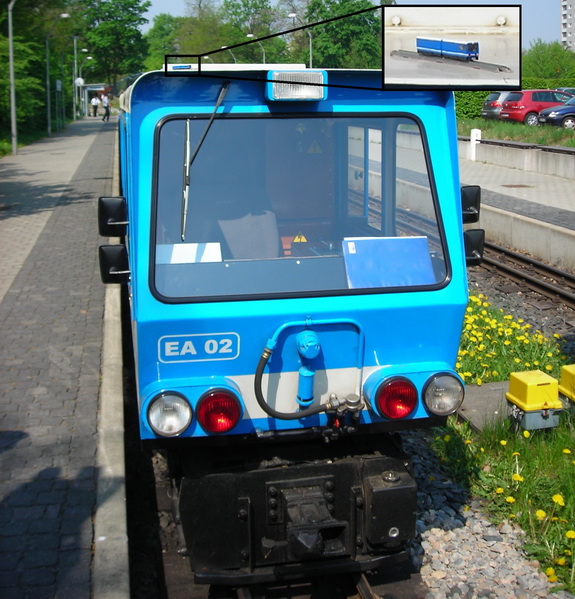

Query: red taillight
<box><xmin>375</xmin><ymin>378</ymin><xmax>417</xmax><ymax>419</ymax></box>
<box><xmin>490</xmin><ymin>101</ymin><xmax>500</xmax><ymax>107</ymax></box>
<box><xmin>197</xmin><ymin>390</ymin><xmax>242</xmax><ymax>433</ymax></box>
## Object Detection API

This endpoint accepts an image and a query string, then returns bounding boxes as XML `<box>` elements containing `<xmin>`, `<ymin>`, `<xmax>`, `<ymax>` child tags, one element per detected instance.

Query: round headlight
<box><xmin>423</xmin><ymin>374</ymin><xmax>464</xmax><ymax>416</ymax></box>
<box><xmin>148</xmin><ymin>392</ymin><xmax>192</xmax><ymax>437</ymax></box>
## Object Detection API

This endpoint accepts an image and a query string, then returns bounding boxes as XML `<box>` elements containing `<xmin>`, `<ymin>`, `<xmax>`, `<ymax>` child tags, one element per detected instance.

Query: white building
<box><xmin>562</xmin><ymin>1</ymin><xmax>575</xmax><ymax>49</ymax></box>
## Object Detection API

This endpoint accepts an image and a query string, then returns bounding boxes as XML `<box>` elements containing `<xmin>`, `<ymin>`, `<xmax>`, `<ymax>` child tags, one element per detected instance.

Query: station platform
<box><xmin>0</xmin><ymin>118</ymin><xmax>570</xmax><ymax>597</ymax></box>
<box><xmin>0</xmin><ymin>117</ymin><xmax>126</xmax><ymax>599</ymax></box>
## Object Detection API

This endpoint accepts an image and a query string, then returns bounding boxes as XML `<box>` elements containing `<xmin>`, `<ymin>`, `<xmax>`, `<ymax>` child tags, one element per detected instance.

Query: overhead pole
<box><xmin>8</xmin><ymin>0</ymin><xmax>18</xmax><ymax>154</ymax></box>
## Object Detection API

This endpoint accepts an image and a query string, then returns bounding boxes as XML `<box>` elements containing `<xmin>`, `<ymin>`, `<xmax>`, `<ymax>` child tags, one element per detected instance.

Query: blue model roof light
<box><xmin>266</xmin><ymin>70</ymin><xmax>327</xmax><ymax>101</ymax></box>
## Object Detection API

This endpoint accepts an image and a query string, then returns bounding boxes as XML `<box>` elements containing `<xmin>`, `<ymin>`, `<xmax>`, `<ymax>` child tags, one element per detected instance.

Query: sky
<box><xmin>141</xmin><ymin>0</ymin><xmax>561</xmax><ymax>49</ymax></box>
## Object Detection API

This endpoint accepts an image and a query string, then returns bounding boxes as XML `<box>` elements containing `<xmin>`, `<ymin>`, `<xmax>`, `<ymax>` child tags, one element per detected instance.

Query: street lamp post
<box><xmin>288</xmin><ymin>13</ymin><xmax>313</xmax><ymax>68</ymax></box>
<box><xmin>221</xmin><ymin>46</ymin><xmax>237</xmax><ymax>63</ymax></box>
<box><xmin>246</xmin><ymin>34</ymin><xmax>266</xmax><ymax>64</ymax></box>
<box><xmin>46</xmin><ymin>13</ymin><xmax>70</xmax><ymax>136</ymax></box>
<box><xmin>72</xmin><ymin>37</ymin><xmax>78</xmax><ymax>121</ymax></box>
<box><xmin>79</xmin><ymin>55</ymin><xmax>92</xmax><ymax>79</ymax></box>
<box><xmin>8</xmin><ymin>0</ymin><xmax>17</xmax><ymax>154</ymax></box>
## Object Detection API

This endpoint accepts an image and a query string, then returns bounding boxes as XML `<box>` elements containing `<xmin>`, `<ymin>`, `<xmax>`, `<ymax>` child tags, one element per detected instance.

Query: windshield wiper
<box><xmin>181</xmin><ymin>80</ymin><xmax>230</xmax><ymax>241</ymax></box>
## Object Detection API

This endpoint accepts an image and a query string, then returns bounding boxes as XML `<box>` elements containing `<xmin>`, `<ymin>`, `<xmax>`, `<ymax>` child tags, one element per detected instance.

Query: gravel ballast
<box><xmin>401</xmin><ymin>265</ymin><xmax>575</xmax><ymax>599</ymax></box>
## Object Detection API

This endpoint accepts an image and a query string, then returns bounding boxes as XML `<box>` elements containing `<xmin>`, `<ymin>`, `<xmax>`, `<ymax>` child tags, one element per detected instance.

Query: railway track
<box><xmin>481</xmin><ymin>241</ymin><xmax>575</xmax><ymax>310</ymax></box>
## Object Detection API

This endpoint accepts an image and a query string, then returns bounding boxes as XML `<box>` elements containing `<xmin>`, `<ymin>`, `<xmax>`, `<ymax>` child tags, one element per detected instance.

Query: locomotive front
<box><xmin>99</xmin><ymin>67</ymin><xmax>483</xmax><ymax>584</ymax></box>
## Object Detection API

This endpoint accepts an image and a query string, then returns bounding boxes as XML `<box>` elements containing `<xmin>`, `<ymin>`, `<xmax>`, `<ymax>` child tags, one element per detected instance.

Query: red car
<box><xmin>500</xmin><ymin>89</ymin><xmax>573</xmax><ymax>126</ymax></box>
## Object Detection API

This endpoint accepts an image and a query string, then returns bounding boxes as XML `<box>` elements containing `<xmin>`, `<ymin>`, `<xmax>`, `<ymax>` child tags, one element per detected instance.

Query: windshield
<box><xmin>153</xmin><ymin>115</ymin><xmax>447</xmax><ymax>301</ymax></box>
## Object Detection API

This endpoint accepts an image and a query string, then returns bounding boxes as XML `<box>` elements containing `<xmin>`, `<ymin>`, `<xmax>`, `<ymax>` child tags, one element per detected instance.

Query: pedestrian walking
<box><xmin>101</xmin><ymin>94</ymin><xmax>110</xmax><ymax>122</ymax></box>
<box><xmin>90</xmin><ymin>95</ymin><xmax>100</xmax><ymax>117</ymax></box>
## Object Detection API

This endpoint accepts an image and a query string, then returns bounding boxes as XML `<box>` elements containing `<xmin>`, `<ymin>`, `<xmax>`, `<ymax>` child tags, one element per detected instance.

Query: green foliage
<box><xmin>454</xmin><ymin>91</ymin><xmax>485</xmax><ymax>119</ymax></box>
<box><xmin>458</xmin><ymin>118</ymin><xmax>575</xmax><ymax>148</ymax></box>
<box><xmin>0</xmin><ymin>35</ymin><xmax>45</xmax><ymax>139</ymax></box>
<box><xmin>83</xmin><ymin>0</ymin><xmax>151</xmax><ymax>88</ymax></box>
<box><xmin>432</xmin><ymin>414</ymin><xmax>575</xmax><ymax>593</ymax></box>
<box><xmin>144</xmin><ymin>14</ymin><xmax>186</xmax><ymax>71</ymax></box>
<box><xmin>457</xmin><ymin>294</ymin><xmax>566</xmax><ymax>386</ymax></box>
<box><xmin>523</xmin><ymin>39</ymin><xmax>575</xmax><ymax>80</ymax></box>
<box><xmin>304</xmin><ymin>0</ymin><xmax>381</xmax><ymax>68</ymax></box>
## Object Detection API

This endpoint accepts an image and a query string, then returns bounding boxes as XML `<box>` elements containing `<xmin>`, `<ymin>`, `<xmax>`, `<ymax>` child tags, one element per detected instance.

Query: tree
<box><xmin>82</xmin><ymin>0</ymin><xmax>151</xmax><ymax>89</ymax></box>
<box><xmin>0</xmin><ymin>35</ymin><xmax>45</xmax><ymax>137</ymax></box>
<box><xmin>144</xmin><ymin>14</ymin><xmax>186</xmax><ymax>71</ymax></box>
<box><xmin>220</xmin><ymin>0</ymin><xmax>287</xmax><ymax>63</ymax></box>
<box><xmin>522</xmin><ymin>39</ymin><xmax>575</xmax><ymax>80</ymax></box>
<box><xmin>304</xmin><ymin>0</ymin><xmax>383</xmax><ymax>68</ymax></box>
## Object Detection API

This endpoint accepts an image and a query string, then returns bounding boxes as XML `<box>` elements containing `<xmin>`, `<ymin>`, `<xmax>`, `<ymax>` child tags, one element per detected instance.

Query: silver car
<box><xmin>481</xmin><ymin>91</ymin><xmax>512</xmax><ymax>119</ymax></box>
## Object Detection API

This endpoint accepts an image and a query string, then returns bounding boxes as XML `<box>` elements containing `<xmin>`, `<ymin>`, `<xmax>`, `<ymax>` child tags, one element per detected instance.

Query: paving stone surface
<box><xmin>0</xmin><ymin>120</ymin><xmax>115</xmax><ymax>598</ymax></box>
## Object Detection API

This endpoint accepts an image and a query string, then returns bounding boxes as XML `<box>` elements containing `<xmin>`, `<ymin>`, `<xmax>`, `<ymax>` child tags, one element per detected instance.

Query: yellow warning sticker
<box><xmin>293</xmin><ymin>232</ymin><xmax>308</xmax><ymax>243</ymax></box>
<box><xmin>307</xmin><ymin>140</ymin><xmax>322</xmax><ymax>154</ymax></box>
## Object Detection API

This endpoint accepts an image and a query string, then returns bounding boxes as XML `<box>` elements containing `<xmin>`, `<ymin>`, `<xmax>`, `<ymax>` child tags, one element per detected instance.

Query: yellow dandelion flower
<box><xmin>546</xmin><ymin>567</ymin><xmax>556</xmax><ymax>577</ymax></box>
<box><xmin>512</xmin><ymin>452</ymin><xmax>520</xmax><ymax>456</ymax></box>
<box><xmin>506</xmin><ymin>496</ymin><xmax>516</xmax><ymax>504</ymax></box>
<box><xmin>535</xmin><ymin>509</ymin><xmax>546</xmax><ymax>521</ymax></box>
<box><xmin>496</xmin><ymin>487</ymin><xmax>504</xmax><ymax>494</ymax></box>
<box><xmin>443</xmin><ymin>434</ymin><xmax>451</xmax><ymax>442</ymax></box>
<box><xmin>512</xmin><ymin>474</ymin><xmax>524</xmax><ymax>482</ymax></box>
<box><xmin>548</xmin><ymin>574</ymin><xmax>558</xmax><ymax>583</ymax></box>
<box><xmin>546</xmin><ymin>365</ymin><xmax>553</xmax><ymax>371</ymax></box>
<box><xmin>566</xmin><ymin>530</ymin><xmax>575</xmax><ymax>539</ymax></box>
<box><xmin>556</xmin><ymin>557</ymin><xmax>567</xmax><ymax>566</ymax></box>
<box><xmin>523</xmin><ymin>430</ymin><xmax>531</xmax><ymax>438</ymax></box>
<box><xmin>552</xmin><ymin>494</ymin><xmax>565</xmax><ymax>507</ymax></box>
<box><xmin>563</xmin><ymin>449</ymin><xmax>572</xmax><ymax>455</ymax></box>
<box><xmin>500</xmin><ymin>440</ymin><xmax>507</xmax><ymax>446</ymax></box>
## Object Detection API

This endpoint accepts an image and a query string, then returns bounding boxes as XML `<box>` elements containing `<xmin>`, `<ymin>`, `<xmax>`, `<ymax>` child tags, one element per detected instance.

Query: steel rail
<box><xmin>482</xmin><ymin>242</ymin><xmax>575</xmax><ymax>310</ymax></box>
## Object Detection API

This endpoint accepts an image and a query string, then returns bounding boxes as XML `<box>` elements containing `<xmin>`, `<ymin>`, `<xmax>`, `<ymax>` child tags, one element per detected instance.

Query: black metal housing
<box><xmin>175</xmin><ymin>435</ymin><xmax>417</xmax><ymax>585</ymax></box>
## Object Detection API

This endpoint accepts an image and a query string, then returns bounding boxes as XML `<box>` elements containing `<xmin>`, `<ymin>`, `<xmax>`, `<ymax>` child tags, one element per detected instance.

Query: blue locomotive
<box><xmin>99</xmin><ymin>65</ymin><xmax>484</xmax><ymax>585</ymax></box>
<box><xmin>416</xmin><ymin>37</ymin><xmax>480</xmax><ymax>61</ymax></box>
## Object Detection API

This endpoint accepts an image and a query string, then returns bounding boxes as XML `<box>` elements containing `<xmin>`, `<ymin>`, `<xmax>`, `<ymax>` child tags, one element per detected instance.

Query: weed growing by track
<box><xmin>458</xmin><ymin>118</ymin><xmax>575</xmax><ymax>148</ymax></box>
<box><xmin>433</xmin><ymin>416</ymin><xmax>575</xmax><ymax>593</ymax></box>
<box><xmin>457</xmin><ymin>294</ymin><xmax>567</xmax><ymax>386</ymax></box>
<box><xmin>433</xmin><ymin>293</ymin><xmax>575</xmax><ymax>592</ymax></box>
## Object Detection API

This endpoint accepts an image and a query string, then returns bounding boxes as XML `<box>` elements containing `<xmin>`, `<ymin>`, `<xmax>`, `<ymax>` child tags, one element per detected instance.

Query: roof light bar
<box><xmin>267</xmin><ymin>70</ymin><xmax>327</xmax><ymax>101</ymax></box>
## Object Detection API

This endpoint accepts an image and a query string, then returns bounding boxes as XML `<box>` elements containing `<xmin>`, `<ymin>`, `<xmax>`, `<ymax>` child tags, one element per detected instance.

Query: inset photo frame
<box><xmin>383</xmin><ymin>5</ymin><xmax>521</xmax><ymax>90</ymax></box>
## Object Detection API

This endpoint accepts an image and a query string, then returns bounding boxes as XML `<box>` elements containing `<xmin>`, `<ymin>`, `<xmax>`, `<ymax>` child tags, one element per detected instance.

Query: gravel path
<box><xmin>400</xmin><ymin>264</ymin><xmax>575</xmax><ymax>599</ymax></box>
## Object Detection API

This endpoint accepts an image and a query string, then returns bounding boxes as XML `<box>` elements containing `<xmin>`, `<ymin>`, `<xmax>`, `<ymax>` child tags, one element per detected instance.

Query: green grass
<box><xmin>433</xmin><ymin>291</ymin><xmax>575</xmax><ymax>592</ymax></box>
<box><xmin>433</xmin><ymin>415</ymin><xmax>575</xmax><ymax>592</ymax></box>
<box><xmin>457</xmin><ymin>294</ymin><xmax>567</xmax><ymax>386</ymax></box>
<box><xmin>458</xmin><ymin>117</ymin><xmax>575</xmax><ymax>148</ymax></box>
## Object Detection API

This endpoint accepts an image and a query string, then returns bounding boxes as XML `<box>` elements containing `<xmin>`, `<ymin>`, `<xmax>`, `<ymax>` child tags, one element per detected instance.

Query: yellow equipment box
<box><xmin>559</xmin><ymin>364</ymin><xmax>575</xmax><ymax>403</ymax></box>
<box><xmin>506</xmin><ymin>370</ymin><xmax>561</xmax><ymax>411</ymax></box>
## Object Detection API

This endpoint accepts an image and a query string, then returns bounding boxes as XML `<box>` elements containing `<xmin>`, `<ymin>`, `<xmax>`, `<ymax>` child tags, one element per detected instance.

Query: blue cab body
<box><xmin>100</xmin><ymin>67</ymin><xmax>481</xmax><ymax>584</ymax></box>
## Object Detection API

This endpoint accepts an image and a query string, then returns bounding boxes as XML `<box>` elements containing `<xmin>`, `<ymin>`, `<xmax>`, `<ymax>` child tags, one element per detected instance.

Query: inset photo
<box><xmin>383</xmin><ymin>5</ymin><xmax>521</xmax><ymax>89</ymax></box>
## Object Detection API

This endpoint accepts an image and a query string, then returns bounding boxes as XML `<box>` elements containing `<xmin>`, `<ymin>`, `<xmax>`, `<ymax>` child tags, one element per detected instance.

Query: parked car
<box><xmin>480</xmin><ymin>91</ymin><xmax>512</xmax><ymax>119</ymax></box>
<box><xmin>555</xmin><ymin>87</ymin><xmax>575</xmax><ymax>95</ymax></box>
<box><xmin>500</xmin><ymin>90</ymin><xmax>573</xmax><ymax>126</ymax></box>
<box><xmin>538</xmin><ymin>96</ymin><xmax>575</xmax><ymax>128</ymax></box>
